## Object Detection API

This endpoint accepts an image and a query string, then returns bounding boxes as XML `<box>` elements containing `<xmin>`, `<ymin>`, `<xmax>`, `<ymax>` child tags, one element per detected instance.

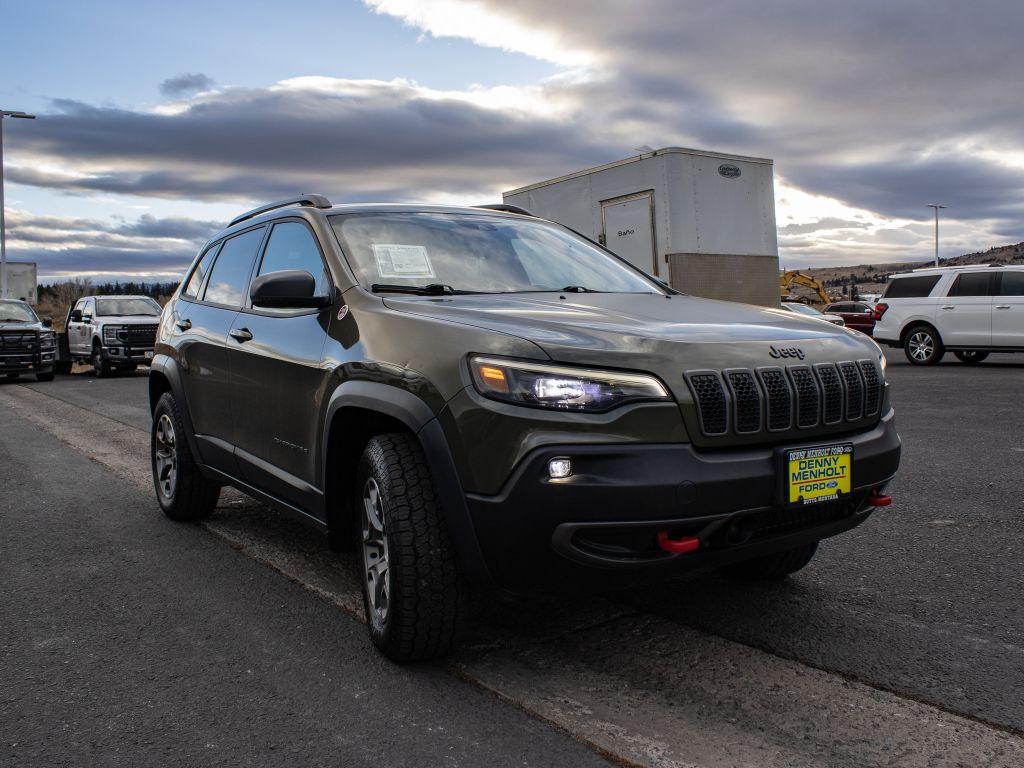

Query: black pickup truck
<box><xmin>0</xmin><ymin>298</ymin><xmax>56</xmax><ymax>381</ymax></box>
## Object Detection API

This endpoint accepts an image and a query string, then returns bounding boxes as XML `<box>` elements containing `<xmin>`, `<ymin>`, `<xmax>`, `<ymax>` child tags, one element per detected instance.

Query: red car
<box><xmin>823</xmin><ymin>301</ymin><xmax>876</xmax><ymax>335</ymax></box>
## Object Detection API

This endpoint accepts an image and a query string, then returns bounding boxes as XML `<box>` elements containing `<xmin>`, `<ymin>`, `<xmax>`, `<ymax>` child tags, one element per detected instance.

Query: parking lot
<box><xmin>2</xmin><ymin>347</ymin><xmax>1023</xmax><ymax>767</ymax></box>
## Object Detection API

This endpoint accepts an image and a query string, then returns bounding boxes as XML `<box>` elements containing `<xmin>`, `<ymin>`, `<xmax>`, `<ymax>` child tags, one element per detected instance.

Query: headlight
<box><xmin>39</xmin><ymin>331</ymin><xmax>56</xmax><ymax>347</ymax></box>
<box><xmin>103</xmin><ymin>325</ymin><xmax>126</xmax><ymax>344</ymax></box>
<box><xmin>469</xmin><ymin>355</ymin><xmax>671</xmax><ymax>412</ymax></box>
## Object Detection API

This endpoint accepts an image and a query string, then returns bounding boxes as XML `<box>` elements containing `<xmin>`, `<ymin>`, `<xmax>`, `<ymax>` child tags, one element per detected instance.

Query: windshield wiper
<box><xmin>371</xmin><ymin>283</ymin><xmax>482</xmax><ymax>296</ymax></box>
<box><xmin>560</xmin><ymin>285</ymin><xmax>602</xmax><ymax>293</ymax></box>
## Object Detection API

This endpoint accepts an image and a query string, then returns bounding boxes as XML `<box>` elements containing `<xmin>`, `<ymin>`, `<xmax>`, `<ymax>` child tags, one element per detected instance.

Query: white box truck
<box><xmin>503</xmin><ymin>147</ymin><xmax>779</xmax><ymax>306</ymax></box>
<box><xmin>2</xmin><ymin>261</ymin><xmax>38</xmax><ymax>304</ymax></box>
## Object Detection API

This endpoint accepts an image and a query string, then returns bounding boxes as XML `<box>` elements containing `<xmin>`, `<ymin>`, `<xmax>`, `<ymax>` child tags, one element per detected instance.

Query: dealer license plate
<box><xmin>786</xmin><ymin>443</ymin><xmax>853</xmax><ymax>506</ymax></box>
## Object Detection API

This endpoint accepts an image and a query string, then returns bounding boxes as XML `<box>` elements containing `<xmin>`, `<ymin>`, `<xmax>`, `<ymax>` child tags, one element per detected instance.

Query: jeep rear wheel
<box><xmin>356</xmin><ymin>433</ymin><xmax>467</xmax><ymax>662</ymax></box>
<box><xmin>726</xmin><ymin>542</ymin><xmax>819</xmax><ymax>580</ymax></box>
<box><xmin>904</xmin><ymin>325</ymin><xmax>945</xmax><ymax>366</ymax></box>
<box><xmin>152</xmin><ymin>391</ymin><xmax>220</xmax><ymax>521</ymax></box>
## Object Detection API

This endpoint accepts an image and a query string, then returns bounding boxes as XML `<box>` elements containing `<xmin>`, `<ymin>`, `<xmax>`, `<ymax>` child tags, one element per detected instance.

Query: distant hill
<box><xmin>794</xmin><ymin>242</ymin><xmax>1024</xmax><ymax>299</ymax></box>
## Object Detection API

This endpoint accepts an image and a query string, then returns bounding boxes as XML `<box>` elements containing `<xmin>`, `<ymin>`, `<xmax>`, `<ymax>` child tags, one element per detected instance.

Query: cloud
<box><xmin>4</xmin><ymin>210</ymin><xmax>217</xmax><ymax>279</ymax></box>
<box><xmin>8</xmin><ymin>1</ymin><xmax>1024</xmax><ymax>274</ymax></box>
<box><xmin>159</xmin><ymin>73</ymin><xmax>215</xmax><ymax>97</ymax></box>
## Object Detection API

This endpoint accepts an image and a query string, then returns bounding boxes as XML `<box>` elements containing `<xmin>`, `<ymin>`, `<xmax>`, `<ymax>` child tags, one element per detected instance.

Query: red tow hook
<box><xmin>868</xmin><ymin>489</ymin><xmax>892</xmax><ymax>507</ymax></box>
<box><xmin>656</xmin><ymin>531</ymin><xmax>701</xmax><ymax>554</ymax></box>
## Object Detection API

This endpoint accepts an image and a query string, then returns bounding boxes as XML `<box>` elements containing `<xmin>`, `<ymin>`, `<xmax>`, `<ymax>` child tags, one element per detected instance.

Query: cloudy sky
<box><xmin>3</xmin><ymin>0</ymin><xmax>1023</xmax><ymax>282</ymax></box>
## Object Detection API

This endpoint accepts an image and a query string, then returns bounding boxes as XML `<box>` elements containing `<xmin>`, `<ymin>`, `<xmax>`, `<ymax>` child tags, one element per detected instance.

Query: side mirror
<box><xmin>250</xmin><ymin>270</ymin><xmax>331</xmax><ymax>309</ymax></box>
<box><xmin>70</xmin><ymin>309</ymin><xmax>83</xmax><ymax>323</ymax></box>
<box><xmin>42</xmin><ymin>316</ymin><xmax>53</xmax><ymax>328</ymax></box>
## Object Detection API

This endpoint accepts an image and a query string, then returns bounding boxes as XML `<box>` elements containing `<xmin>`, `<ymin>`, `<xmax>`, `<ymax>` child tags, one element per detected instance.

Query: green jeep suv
<box><xmin>149</xmin><ymin>195</ymin><xmax>901</xmax><ymax>661</ymax></box>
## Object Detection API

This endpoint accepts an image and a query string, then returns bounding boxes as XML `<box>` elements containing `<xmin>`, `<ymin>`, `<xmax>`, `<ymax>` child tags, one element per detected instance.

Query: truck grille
<box><xmin>684</xmin><ymin>360</ymin><xmax>883</xmax><ymax>439</ymax></box>
<box><xmin>125</xmin><ymin>324</ymin><xmax>158</xmax><ymax>348</ymax></box>
<box><xmin>0</xmin><ymin>332</ymin><xmax>37</xmax><ymax>352</ymax></box>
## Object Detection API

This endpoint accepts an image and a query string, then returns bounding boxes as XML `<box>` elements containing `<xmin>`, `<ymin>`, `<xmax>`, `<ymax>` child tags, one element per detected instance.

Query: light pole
<box><xmin>927</xmin><ymin>203</ymin><xmax>946</xmax><ymax>268</ymax></box>
<box><xmin>1</xmin><ymin>109</ymin><xmax>36</xmax><ymax>299</ymax></box>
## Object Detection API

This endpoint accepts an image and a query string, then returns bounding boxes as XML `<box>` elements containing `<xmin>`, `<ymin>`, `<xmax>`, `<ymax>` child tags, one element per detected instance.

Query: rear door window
<box><xmin>947</xmin><ymin>272</ymin><xmax>994</xmax><ymax>297</ymax></box>
<box><xmin>998</xmin><ymin>271</ymin><xmax>1024</xmax><ymax>296</ymax></box>
<box><xmin>182</xmin><ymin>243</ymin><xmax>220</xmax><ymax>300</ymax></box>
<box><xmin>882</xmin><ymin>275</ymin><xmax>941</xmax><ymax>298</ymax></box>
<box><xmin>202</xmin><ymin>227</ymin><xmax>266</xmax><ymax>307</ymax></box>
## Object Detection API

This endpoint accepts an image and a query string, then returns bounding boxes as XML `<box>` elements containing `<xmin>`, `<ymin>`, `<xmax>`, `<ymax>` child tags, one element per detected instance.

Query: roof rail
<box><xmin>475</xmin><ymin>203</ymin><xmax>535</xmax><ymax>217</ymax></box>
<box><xmin>910</xmin><ymin>263</ymin><xmax>1001</xmax><ymax>272</ymax></box>
<box><xmin>228</xmin><ymin>194</ymin><xmax>333</xmax><ymax>228</ymax></box>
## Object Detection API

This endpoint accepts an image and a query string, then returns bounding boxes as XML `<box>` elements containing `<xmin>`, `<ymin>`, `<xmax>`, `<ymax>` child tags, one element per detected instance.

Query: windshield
<box><xmin>0</xmin><ymin>300</ymin><xmax>39</xmax><ymax>323</ymax></box>
<box><xmin>95</xmin><ymin>298</ymin><xmax>161</xmax><ymax>316</ymax></box>
<box><xmin>330</xmin><ymin>212</ymin><xmax>661</xmax><ymax>294</ymax></box>
<box><xmin>784</xmin><ymin>303</ymin><xmax>823</xmax><ymax>317</ymax></box>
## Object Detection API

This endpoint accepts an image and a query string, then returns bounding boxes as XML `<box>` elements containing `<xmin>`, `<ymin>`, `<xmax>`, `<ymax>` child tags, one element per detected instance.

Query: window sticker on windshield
<box><xmin>372</xmin><ymin>244</ymin><xmax>436</xmax><ymax>280</ymax></box>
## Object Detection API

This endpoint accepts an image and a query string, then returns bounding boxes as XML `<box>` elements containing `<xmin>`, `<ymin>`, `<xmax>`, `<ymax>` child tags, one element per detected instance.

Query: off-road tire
<box><xmin>726</xmin><ymin>542</ymin><xmax>819</xmax><ymax>581</ymax></box>
<box><xmin>152</xmin><ymin>391</ymin><xmax>220</xmax><ymax>521</ymax></box>
<box><xmin>903</xmin><ymin>325</ymin><xmax>945</xmax><ymax>366</ymax></box>
<box><xmin>92</xmin><ymin>343</ymin><xmax>112</xmax><ymax>378</ymax></box>
<box><xmin>954</xmin><ymin>350</ymin><xmax>989</xmax><ymax>364</ymax></box>
<box><xmin>35</xmin><ymin>370</ymin><xmax>55</xmax><ymax>382</ymax></box>
<box><xmin>356</xmin><ymin>433</ymin><xmax>468</xmax><ymax>662</ymax></box>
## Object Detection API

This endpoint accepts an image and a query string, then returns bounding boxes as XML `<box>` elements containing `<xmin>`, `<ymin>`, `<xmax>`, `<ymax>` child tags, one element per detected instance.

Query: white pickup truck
<box><xmin>56</xmin><ymin>295</ymin><xmax>163</xmax><ymax>376</ymax></box>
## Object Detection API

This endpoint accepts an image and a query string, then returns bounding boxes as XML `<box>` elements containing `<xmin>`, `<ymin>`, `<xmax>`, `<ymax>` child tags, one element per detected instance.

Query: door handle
<box><xmin>229</xmin><ymin>328</ymin><xmax>253</xmax><ymax>343</ymax></box>
<box><xmin>941</xmin><ymin>305</ymin><xmax>955</xmax><ymax>310</ymax></box>
<box><xmin>995</xmin><ymin>305</ymin><xmax>1011</xmax><ymax>309</ymax></box>
<box><xmin>175</xmin><ymin>319</ymin><xmax>192</xmax><ymax>330</ymax></box>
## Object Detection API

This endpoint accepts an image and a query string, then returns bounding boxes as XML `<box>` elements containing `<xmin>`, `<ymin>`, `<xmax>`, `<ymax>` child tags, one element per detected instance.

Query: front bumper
<box><xmin>1</xmin><ymin>349</ymin><xmax>56</xmax><ymax>375</ymax></box>
<box><xmin>102</xmin><ymin>345</ymin><xmax>155</xmax><ymax>364</ymax></box>
<box><xmin>464</xmin><ymin>410</ymin><xmax>901</xmax><ymax>597</ymax></box>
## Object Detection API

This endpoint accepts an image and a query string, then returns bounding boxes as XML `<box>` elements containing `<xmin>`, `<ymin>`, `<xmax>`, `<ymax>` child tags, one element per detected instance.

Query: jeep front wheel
<box><xmin>904</xmin><ymin>325</ymin><xmax>945</xmax><ymax>366</ymax></box>
<box><xmin>356</xmin><ymin>433</ymin><xmax>467</xmax><ymax>662</ymax></box>
<box><xmin>152</xmin><ymin>391</ymin><xmax>220</xmax><ymax>521</ymax></box>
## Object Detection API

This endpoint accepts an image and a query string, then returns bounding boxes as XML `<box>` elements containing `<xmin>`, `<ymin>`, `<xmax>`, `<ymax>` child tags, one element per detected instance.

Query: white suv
<box><xmin>873</xmin><ymin>265</ymin><xmax>1024</xmax><ymax>365</ymax></box>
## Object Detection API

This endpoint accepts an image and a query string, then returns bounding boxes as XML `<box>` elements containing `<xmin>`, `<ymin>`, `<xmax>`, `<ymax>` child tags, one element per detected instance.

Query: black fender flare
<box><xmin>148</xmin><ymin>354</ymin><xmax>204</xmax><ymax>464</ymax></box>
<box><xmin>321</xmin><ymin>381</ymin><xmax>495</xmax><ymax>592</ymax></box>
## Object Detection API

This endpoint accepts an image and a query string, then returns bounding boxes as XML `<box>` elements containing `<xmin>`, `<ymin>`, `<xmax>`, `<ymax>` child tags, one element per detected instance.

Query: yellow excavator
<box><xmin>779</xmin><ymin>271</ymin><xmax>832</xmax><ymax>304</ymax></box>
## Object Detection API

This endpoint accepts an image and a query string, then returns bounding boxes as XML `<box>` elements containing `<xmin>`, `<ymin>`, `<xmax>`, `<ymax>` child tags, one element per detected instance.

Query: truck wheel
<box><xmin>92</xmin><ymin>343</ymin><xmax>112</xmax><ymax>378</ymax></box>
<box><xmin>152</xmin><ymin>391</ymin><xmax>220</xmax><ymax>521</ymax></box>
<box><xmin>356</xmin><ymin>433</ymin><xmax>467</xmax><ymax>662</ymax></box>
<box><xmin>35</xmin><ymin>370</ymin><xmax>55</xmax><ymax>382</ymax></box>
<box><xmin>725</xmin><ymin>542</ymin><xmax>819</xmax><ymax>580</ymax></box>
<box><xmin>954</xmin><ymin>350</ymin><xmax>989</xmax><ymax>364</ymax></box>
<box><xmin>903</xmin><ymin>325</ymin><xmax>945</xmax><ymax>366</ymax></box>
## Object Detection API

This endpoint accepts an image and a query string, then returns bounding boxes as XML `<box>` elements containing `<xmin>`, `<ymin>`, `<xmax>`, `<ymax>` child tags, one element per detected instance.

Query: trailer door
<box><xmin>600</xmin><ymin>192</ymin><xmax>658</xmax><ymax>276</ymax></box>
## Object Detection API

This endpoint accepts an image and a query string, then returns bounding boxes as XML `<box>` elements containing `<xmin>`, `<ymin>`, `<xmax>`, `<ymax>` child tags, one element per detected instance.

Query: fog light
<box><xmin>548</xmin><ymin>457</ymin><xmax>572</xmax><ymax>479</ymax></box>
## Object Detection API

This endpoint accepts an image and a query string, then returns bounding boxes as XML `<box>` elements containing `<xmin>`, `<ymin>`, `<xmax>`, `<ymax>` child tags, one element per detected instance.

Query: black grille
<box><xmin>815</xmin><ymin>364</ymin><xmax>844</xmax><ymax>425</ymax></box>
<box><xmin>839</xmin><ymin>362</ymin><xmax>864</xmax><ymax>420</ymax></box>
<box><xmin>0</xmin><ymin>332</ymin><xmax>37</xmax><ymax>351</ymax></box>
<box><xmin>789</xmin><ymin>366</ymin><xmax>820</xmax><ymax>428</ymax></box>
<box><xmin>127</xmin><ymin>324</ymin><xmax>158</xmax><ymax>347</ymax></box>
<box><xmin>757</xmin><ymin>368</ymin><xmax>792</xmax><ymax>431</ymax></box>
<box><xmin>685</xmin><ymin>359</ymin><xmax>884</xmax><ymax>439</ymax></box>
<box><xmin>685</xmin><ymin>372</ymin><xmax>728</xmax><ymax>435</ymax></box>
<box><xmin>725</xmin><ymin>370</ymin><xmax>761</xmax><ymax>433</ymax></box>
<box><xmin>859</xmin><ymin>361</ymin><xmax>882</xmax><ymax>416</ymax></box>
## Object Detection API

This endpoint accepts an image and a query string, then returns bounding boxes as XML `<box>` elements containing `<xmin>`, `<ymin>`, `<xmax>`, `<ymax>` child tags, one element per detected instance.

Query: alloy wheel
<box><xmin>361</xmin><ymin>477</ymin><xmax>391</xmax><ymax>630</ymax></box>
<box><xmin>154</xmin><ymin>414</ymin><xmax>178</xmax><ymax>500</ymax></box>
<box><xmin>908</xmin><ymin>331</ymin><xmax>935</xmax><ymax>362</ymax></box>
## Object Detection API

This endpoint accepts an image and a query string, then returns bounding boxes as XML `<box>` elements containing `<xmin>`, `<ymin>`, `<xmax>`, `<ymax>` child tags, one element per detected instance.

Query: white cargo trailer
<box><xmin>2</xmin><ymin>261</ymin><xmax>38</xmax><ymax>304</ymax></box>
<box><xmin>503</xmin><ymin>147</ymin><xmax>779</xmax><ymax>306</ymax></box>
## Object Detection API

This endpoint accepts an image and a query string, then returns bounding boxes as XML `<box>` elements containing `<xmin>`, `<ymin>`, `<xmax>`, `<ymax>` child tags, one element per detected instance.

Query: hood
<box><xmin>0</xmin><ymin>320</ymin><xmax>45</xmax><ymax>332</ymax></box>
<box><xmin>382</xmin><ymin>292</ymin><xmax>880</xmax><ymax>371</ymax></box>
<box><xmin>96</xmin><ymin>314</ymin><xmax>161</xmax><ymax>324</ymax></box>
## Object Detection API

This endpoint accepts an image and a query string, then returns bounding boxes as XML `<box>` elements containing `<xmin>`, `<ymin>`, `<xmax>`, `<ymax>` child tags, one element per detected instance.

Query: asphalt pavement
<box><xmin>3</xmin><ymin>349</ymin><xmax>1024</xmax><ymax>767</ymax></box>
